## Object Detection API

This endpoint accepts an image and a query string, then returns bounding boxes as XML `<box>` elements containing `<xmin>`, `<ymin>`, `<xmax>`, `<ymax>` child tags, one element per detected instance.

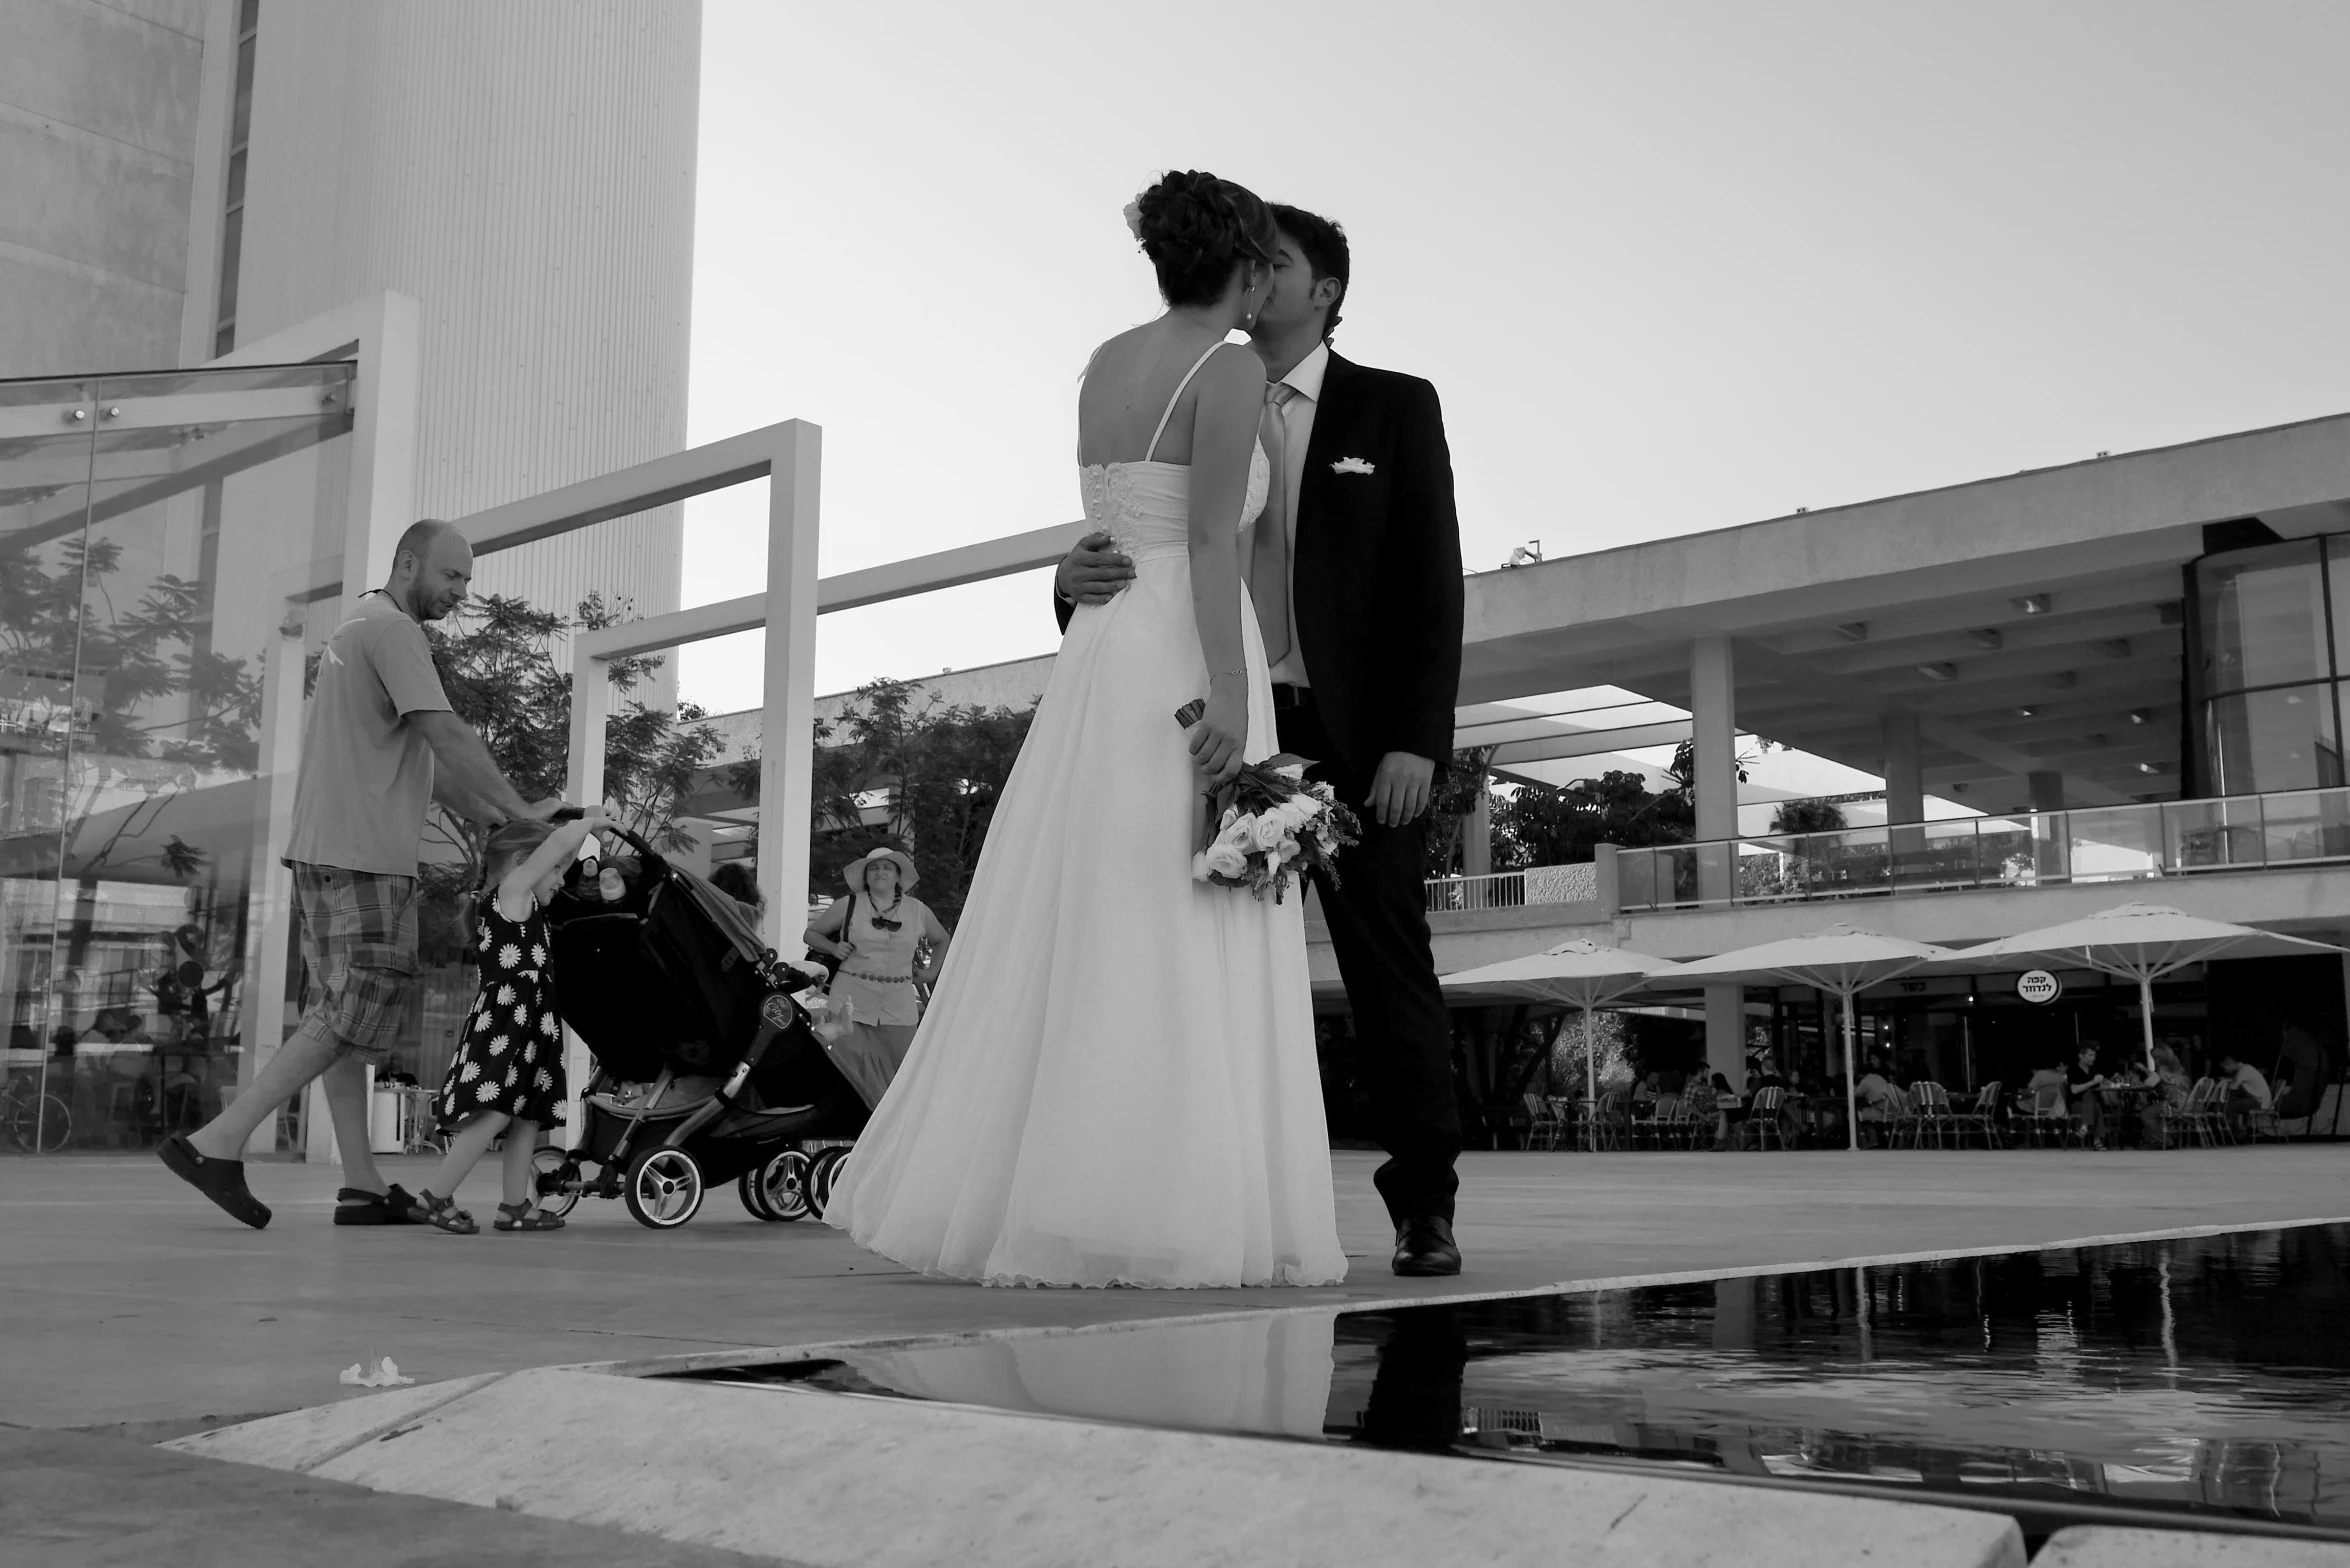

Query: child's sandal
<box><xmin>414</xmin><ymin>1190</ymin><xmax>477</xmax><ymax>1235</ymax></box>
<box><xmin>494</xmin><ymin>1201</ymin><xmax>564</xmax><ymax>1232</ymax></box>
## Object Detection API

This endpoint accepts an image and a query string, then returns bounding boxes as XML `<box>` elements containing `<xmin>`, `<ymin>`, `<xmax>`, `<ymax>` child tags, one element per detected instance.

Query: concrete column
<box><xmin>1882</xmin><ymin>713</ymin><xmax>1923</xmax><ymax>824</ymax></box>
<box><xmin>1691</xmin><ymin>638</ymin><xmax>1745</xmax><ymax>1075</ymax></box>
<box><xmin>1690</xmin><ymin>637</ymin><xmax>1738</xmax><ymax>847</ymax></box>
<box><xmin>2027</xmin><ymin>771</ymin><xmax>2065</xmax><ymax>812</ymax></box>
<box><xmin>1706</xmin><ymin>983</ymin><xmax>1747</xmax><ymax>1088</ymax></box>
<box><xmin>1463</xmin><ymin>779</ymin><xmax>1491</xmax><ymax>878</ymax></box>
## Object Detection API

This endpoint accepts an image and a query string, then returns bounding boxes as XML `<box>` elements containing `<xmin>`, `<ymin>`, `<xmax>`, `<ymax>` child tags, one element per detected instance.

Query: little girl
<box><xmin>413</xmin><ymin>809</ymin><xmax>607</xmax><ymax>1234</ymax></box>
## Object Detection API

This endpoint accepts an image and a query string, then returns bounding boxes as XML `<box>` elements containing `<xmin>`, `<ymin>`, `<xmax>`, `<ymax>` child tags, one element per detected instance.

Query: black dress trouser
<box><xmin>1278</xmin><ymin>698</ymin><xmax>1463</xmax><ymax>1226</ymax></box>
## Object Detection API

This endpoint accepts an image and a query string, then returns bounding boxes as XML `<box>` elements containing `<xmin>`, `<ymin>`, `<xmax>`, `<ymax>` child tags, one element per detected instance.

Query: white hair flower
<box><xmin>1123</xmin><ymin>199</ymin><xmax>1145</xmax><ymax>242</ymax></box>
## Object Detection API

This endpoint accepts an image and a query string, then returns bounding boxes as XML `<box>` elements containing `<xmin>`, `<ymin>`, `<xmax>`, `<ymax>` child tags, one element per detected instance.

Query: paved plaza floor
<box><xmin>5</xmin><ymin>1143</ymin><xmax>2345</xmax><ymax>1435</ymax></box>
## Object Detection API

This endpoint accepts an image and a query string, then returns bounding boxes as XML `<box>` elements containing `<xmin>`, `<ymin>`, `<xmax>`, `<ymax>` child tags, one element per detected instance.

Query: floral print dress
<box><xmin>433</xmin><ymin>897</ymin><xmax>566</xmax><ymax>1132</ymax></box>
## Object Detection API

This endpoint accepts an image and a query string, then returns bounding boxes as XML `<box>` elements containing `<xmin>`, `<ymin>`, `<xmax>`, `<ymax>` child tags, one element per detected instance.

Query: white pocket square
<box><xmin>1330</xmin><ymin>456</ymin><xmax>1376</xmax><ymax>476</ymax></box>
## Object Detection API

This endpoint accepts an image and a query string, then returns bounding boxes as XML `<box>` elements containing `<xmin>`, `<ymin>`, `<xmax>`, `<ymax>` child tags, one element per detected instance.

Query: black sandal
<box><xmin>159</xmin><ymin>1135</ymin><xmax>272</xmax><ymax>1230</ymax></box>
<box><xmin>494</xmin><ymin>1201</ymin><xmax>564</xmax><ymax>1232</ymax></box>
<box><xmin>413</xmin><ymin>1189</ymin><xmax>478</xmax><ymax>1234</ymax></box>
<box><xmin>332</xmin><ymin>1184</ymin><xmax>426</xmax><ymax>1226</ymax></box>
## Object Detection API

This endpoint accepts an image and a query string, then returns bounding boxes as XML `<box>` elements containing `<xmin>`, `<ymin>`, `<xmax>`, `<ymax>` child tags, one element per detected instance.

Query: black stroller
<box><xmin>528</xmin><ymin>823</ymin><xmax>869</xmax><ymax>1229</ymax></box>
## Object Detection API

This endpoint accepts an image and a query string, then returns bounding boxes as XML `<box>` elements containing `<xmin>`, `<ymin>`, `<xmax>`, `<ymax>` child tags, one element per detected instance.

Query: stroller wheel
<box><xmin>623</xmin><ymin>1147</ymin><xmax>705</xmax><ymax>1229</ymax></box>
<box><xmin>530</xmin><ymin>1146</ymin><xmax>581</xmax><ymax>1218</ymax></box>
<box><xmin>737</xmin><ymin>1169</ymin><xmax>773</xmax><ymax>1220</ymax></box>
<box><xmin>751</xmin><ymin>1148</ymin><xmax>812</xmax><ymax>1222</ymax></box>
<box><xmin>804</xmin><ymin>1146</ymin><xmax>848</xmax><ymax>1220</ymax></box>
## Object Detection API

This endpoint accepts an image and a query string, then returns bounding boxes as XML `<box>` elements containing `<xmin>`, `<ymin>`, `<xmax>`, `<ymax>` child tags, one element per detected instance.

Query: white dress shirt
<box><xmin>1264</xmin><ymin>341</ymin><xmax>1328</xmax><ymax>688</ymax></box>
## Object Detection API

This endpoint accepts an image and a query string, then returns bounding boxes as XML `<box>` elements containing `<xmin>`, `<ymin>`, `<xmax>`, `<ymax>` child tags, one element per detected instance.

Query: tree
<box><xmin>730</xmin><ymin>678</ymin><xmax>1035</xmax><ymax>924</ymax></box>
<box><xmin>0</xmin><ymin>536</ymin><xmax>265</xmax><ymax>879</ymax></box>
<box><xmin>413</xmin><ymin>592</ymin><xmax>733</xmax><ymax>963</ymax></box>
<box><xmin>1769</xmin><ymin>797</ymin><xmax>1849</xmax><ymax>835</ymax></box>
<box><xmin>1420</xmin><ymin>747</ymin><xmax>1496</xmax><ymax>877</ymax></box>
<box><xmin>1491</xmin><ymin>769</ymin><xmax>1694</xmax><ymax>868</ymax></box>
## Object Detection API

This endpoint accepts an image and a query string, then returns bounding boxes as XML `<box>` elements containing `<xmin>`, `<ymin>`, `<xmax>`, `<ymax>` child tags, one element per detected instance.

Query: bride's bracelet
<box><xmin>1210</xmin><ymin>667</ymin><xmax>1247</xmax><ymax>681</ymax></box>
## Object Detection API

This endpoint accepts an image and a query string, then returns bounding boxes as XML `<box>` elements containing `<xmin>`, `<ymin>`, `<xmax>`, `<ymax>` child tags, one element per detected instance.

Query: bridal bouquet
<box><xmin>1175</xmin><ymin>700</ymin><xmax>1360</xmax><ymax>902</ymax></box>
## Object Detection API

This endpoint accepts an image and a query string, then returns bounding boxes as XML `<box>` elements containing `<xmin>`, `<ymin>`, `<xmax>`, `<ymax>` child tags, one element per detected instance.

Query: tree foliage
<box><xmin>729</xmin><ymin>677</ymin><xmax>1035</xmax><ymax>924</ymax></box>
<box><xmin>0</xmin><ymin>536</ymin><xmax>266</xmax><ymax>879</ymax></box>
<box><xmin>1769</xmin><ymin>796</ymin><xmax>1849</xmax><ymax>835</ymax></box>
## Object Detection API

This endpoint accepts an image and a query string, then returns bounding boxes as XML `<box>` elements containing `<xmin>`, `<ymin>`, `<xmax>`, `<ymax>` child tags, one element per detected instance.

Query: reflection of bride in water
<box><xmin>854</xmin><ymin>1313</ymin><xmax>1338</xmax><ymax>1441</ymax></box>
<box><xmin>851</xmin><ymin>1307</ymin><xmax>1474</xmax><ymax>1453</ymax></box>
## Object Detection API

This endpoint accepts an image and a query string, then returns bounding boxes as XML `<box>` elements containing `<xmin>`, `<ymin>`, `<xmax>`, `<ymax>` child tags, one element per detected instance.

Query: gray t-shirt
<box><xmin>286</xmin><ymin>591</ymin><xmax>453</xmax><ymax>875</ymax></box>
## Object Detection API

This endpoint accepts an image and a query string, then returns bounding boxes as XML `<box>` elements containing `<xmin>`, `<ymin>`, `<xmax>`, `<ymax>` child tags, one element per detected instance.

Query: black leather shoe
<box><xmin>1392</xmin><ymin>1215</ymin><xmax>1461</xmax><ymax>1277</ymax></box>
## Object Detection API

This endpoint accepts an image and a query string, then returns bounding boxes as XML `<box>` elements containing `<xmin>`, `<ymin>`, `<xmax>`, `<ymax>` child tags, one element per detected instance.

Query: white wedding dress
<box><xmin>824</xmin><ymin>345</ymin><xmax>1348</xmax><ymax>1288</ymax></box>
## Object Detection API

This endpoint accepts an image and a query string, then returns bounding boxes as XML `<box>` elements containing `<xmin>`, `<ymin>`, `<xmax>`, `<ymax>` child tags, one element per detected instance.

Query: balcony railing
<box><xmin>1614</xmin><ymin>787</ymin><xmax>2350</xmax><ymax>914</ymax></box>
<box><xmin>1425</xmin><ymin>862</ymin><xmax>1599</xmax><ymax>913</ymax></box>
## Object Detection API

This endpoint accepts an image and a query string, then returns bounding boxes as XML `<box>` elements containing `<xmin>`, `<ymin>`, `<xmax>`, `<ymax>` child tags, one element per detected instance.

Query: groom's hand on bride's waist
<box><xmin>1366</xmin><ymin>752</ymin><xmax>1436</xmax><ymax>828</ymax></box>
<box><xmin>1056</xmin><ymin>532</ymin><xmax>1135</xmax><ymax>606</ymax></box>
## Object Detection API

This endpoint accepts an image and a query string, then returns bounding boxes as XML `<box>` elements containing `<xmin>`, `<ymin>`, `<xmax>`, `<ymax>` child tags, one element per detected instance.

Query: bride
<box><xmin>823</xmin><ymin>170</ymin><xmax>1347</xmax><ymax>1288</ymax></box>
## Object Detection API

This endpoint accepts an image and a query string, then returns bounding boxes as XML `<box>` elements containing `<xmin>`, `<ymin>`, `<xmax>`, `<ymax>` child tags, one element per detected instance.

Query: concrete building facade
<box><xmin>2</xmin><ymin>0</ymin><xmax>700</xmax><ymax>627</ymax></box>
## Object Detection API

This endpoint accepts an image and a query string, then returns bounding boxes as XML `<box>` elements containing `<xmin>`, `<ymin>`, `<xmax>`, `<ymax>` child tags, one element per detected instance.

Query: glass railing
<box><xmin>1613</xmin><ymin>787</ymin><xmax>2350</xmax><ymax>913</ymax></box>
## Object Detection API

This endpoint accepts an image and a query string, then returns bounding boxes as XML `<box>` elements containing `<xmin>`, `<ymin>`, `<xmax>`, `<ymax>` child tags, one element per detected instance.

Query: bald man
<box><xmin>162</xmin><ymin>520</ymin><xmax>565</xmax><ymax>1229</ymax></box>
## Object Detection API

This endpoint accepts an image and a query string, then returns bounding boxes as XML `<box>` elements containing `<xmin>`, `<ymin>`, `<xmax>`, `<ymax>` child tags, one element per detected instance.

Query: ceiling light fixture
<box><xmin>1833</xmin><ymin>622</ymin><xmax>1869</xmax><ymax>643</ymax></box>
<box><xmin>1971</xmin><ymin>628</ymin><xmax>2004</xmax><ymax>650</ymax></box>
<box><xmin>2050</xmin><ymin>671</ymin><xmax>2079</xmax><ymax>690</ymax></box>
<box><xmin>2015</xmin><ymin>705</ymin><xmax>2040</xmax><ymax>718</ymax></box>
<box><xmin>1916</xmin><ymin>662</ymin><xmax>1958</xmax><ymax>682</ymax></box>
<box><xmin>2099</xmin><ymin>638</ymin><xmax>2132</xmax><ymax>659</ymax></box>
<box><xmin>2137</xmin><ymin>761</ymin><xmax>2164</xmax><ymax>775</ymax></box>
<box><xmin>2015</xmin><ymin>594</ymin><xmax>2051</xmax><ymax>615</ymax></box>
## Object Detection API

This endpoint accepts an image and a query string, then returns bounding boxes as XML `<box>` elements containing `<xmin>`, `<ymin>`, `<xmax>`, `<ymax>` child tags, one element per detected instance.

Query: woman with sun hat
<box><xmin>802</xmin><ymin>846</ymin><xmax>952</xmax><ymax>1106</ymax></box>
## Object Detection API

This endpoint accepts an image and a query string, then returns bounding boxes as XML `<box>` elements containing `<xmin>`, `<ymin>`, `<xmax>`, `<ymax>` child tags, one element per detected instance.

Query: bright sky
<box><xmin>677</xmin><ymin>0</ymin><xmax>2350</xmax><ymax>719</ymax></box>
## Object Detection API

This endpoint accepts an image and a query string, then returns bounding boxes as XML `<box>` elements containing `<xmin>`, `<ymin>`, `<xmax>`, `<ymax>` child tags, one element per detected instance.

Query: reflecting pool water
<box><xmin>671</xmin><ymin>1222</ymin><xmax>2350</xmax><ymax>1535</ymax></box>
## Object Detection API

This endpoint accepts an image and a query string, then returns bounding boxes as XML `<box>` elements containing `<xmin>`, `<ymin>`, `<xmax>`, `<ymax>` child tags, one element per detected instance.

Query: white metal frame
<box><xmin>202</xmin><ymin>294</ymin><xmax>423</xmax><ymax>1158</ymax></box>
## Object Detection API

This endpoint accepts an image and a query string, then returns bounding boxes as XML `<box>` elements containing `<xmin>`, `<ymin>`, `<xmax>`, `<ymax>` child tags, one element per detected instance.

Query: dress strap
<box><xmin>1144</xmin><ymin>342</ymin><xmax>1227</xmax><ymax>463</ymax></box>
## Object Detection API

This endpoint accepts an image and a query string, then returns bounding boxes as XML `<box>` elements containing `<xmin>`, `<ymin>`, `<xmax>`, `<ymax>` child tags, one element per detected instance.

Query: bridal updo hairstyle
<box><xmin>1132</xmin><ymin>170</ymin><xmax>1276</xmax><ymax>308</ymax></box>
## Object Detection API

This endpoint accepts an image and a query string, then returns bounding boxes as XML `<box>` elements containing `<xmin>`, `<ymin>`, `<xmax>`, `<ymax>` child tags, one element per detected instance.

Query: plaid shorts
<box><xmin>290</xmin><ymin>863</ymin><xmax>419</xmax><ymax>1068</ymax></box>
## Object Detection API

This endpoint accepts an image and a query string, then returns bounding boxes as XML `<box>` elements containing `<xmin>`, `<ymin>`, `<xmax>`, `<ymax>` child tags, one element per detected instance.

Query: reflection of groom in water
<box><xmin>1056</xmin><ymin>204</ymin><xmax>1467</xmax><ymax>1276</ymax></box>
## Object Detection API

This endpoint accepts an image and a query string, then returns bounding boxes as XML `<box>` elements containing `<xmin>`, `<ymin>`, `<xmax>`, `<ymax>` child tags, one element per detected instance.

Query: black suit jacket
<box><xmin>1055</xmin><ymin>350</ymin><xmax>1464</xmax><ymax>779</ymax></box>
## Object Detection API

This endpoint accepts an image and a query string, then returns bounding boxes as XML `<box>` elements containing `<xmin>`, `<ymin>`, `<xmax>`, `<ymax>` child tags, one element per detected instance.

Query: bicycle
<box><xmin>2</xmin><ymin>1071</ymin><xmax>73</xmax><ymax>1151</ymax></box>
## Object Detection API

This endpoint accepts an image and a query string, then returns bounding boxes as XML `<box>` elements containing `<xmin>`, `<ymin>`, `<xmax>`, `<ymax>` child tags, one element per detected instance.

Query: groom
<box><xmin>1055</xmin><ymin>205</ymin><xmax>1466</xmax><ymax>1276</ymax></box>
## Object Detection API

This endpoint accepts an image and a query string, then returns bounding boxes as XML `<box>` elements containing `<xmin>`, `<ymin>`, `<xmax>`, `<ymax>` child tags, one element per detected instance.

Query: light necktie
<box><xmin>1250</xmin><ymin>381</ymin><xmax>1298</xmax><ymax>665</ymax></box>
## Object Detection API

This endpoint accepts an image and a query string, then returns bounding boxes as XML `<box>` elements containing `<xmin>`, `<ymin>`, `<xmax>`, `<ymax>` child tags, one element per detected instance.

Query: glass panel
<box><xmin>1799</xmin><ymin>825</ymin><xmax>1890</xmax><ymax>899</ymax></box>
<box><xmin>225</xmin><ymin>148</ymin><xmax>247</xmax><ymax>212</ymax></box>
<box><xmin>2164</xmin><ymin>795</ymin><xmax>2264</xmax><ymax>872</ymax></box>
<box><xmin>1651</xmin><ymin>844</ymin><xmax>1699</xmax><ymax>908</ymax></box>
<box><xmin>214</xmin><ymin>206</ymin><xmax>243</xmax><ymax>329</ymax></box>
<box><xmin>2066</xmin><ymin>802</ymin><xmax>2165</xmax><ymax>881</ymax></box>
<box><xmin>1734</xmin><ymin>835</ymin><xmax>1799</xmax><ymax>903</ymax></box>
<box><xmin>1616</xmin><ymin>846</ymin><xmax>1657</xmax><ymax>911</ymax></box>
<box><xmin>2196</xmin><ymin>538</ymin><xmax>2327</xmax><ymax>695</ymax></box>
<box><xmin>231</xmin><ymin>36</ymin><xmax>256</xmax><ymax>147</ymax></box>
<box><xmin>1974</xmin><ymin>815</ymin><xmax>2036</xmax><ymax>885</ymax></box>
<box><xmin>1892</xmin><ymin>818</ymin><xmax>1985</xmax><ymax>892</ymax></box>
<box><xmin>30</xmin><ymin>364</ymin><xmax>353</xmax><ymax>1150</ymax></box>
<box><xmin>1</xmin><ymin>376</ymin><xmax>97</xmax><ymax>1150</ymax></box>
<box><xmin>2260</xmin><ymin>788</ymin><xmax>2350</xmax><ymax>865</ymax></box>
<box><xmin>2205</xmin><ymin>682</ymin><xmax>2343</xmax><ymax>795</ymax></box>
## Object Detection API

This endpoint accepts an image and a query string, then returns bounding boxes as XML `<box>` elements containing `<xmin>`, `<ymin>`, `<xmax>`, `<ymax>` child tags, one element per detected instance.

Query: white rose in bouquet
<box><xmin>1203</xmin><ymin>841</ymin><xmax>1251</xmax><ymax>879</ymax></box>
<box><xmin>1249</xmin><ymin>813</ymin><xmax>1288</xmax><ymax>852</ymax></box>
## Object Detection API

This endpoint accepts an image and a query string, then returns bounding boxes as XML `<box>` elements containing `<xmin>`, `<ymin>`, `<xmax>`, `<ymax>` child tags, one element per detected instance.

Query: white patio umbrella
<box><xmin>1672</xmin><ymin>925</ymin><xmax>1963</xmax><ymax>1151</ymax></box>
<box><xmin>1942</xmin><ymin>903</ymin><xmax>2347</xmax><ymax>1075</ymax></box>
<box><xmin>1439</xmin><ymin>939</ymin><xmax>1688</xmax><ymax>1151</ymax></box>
